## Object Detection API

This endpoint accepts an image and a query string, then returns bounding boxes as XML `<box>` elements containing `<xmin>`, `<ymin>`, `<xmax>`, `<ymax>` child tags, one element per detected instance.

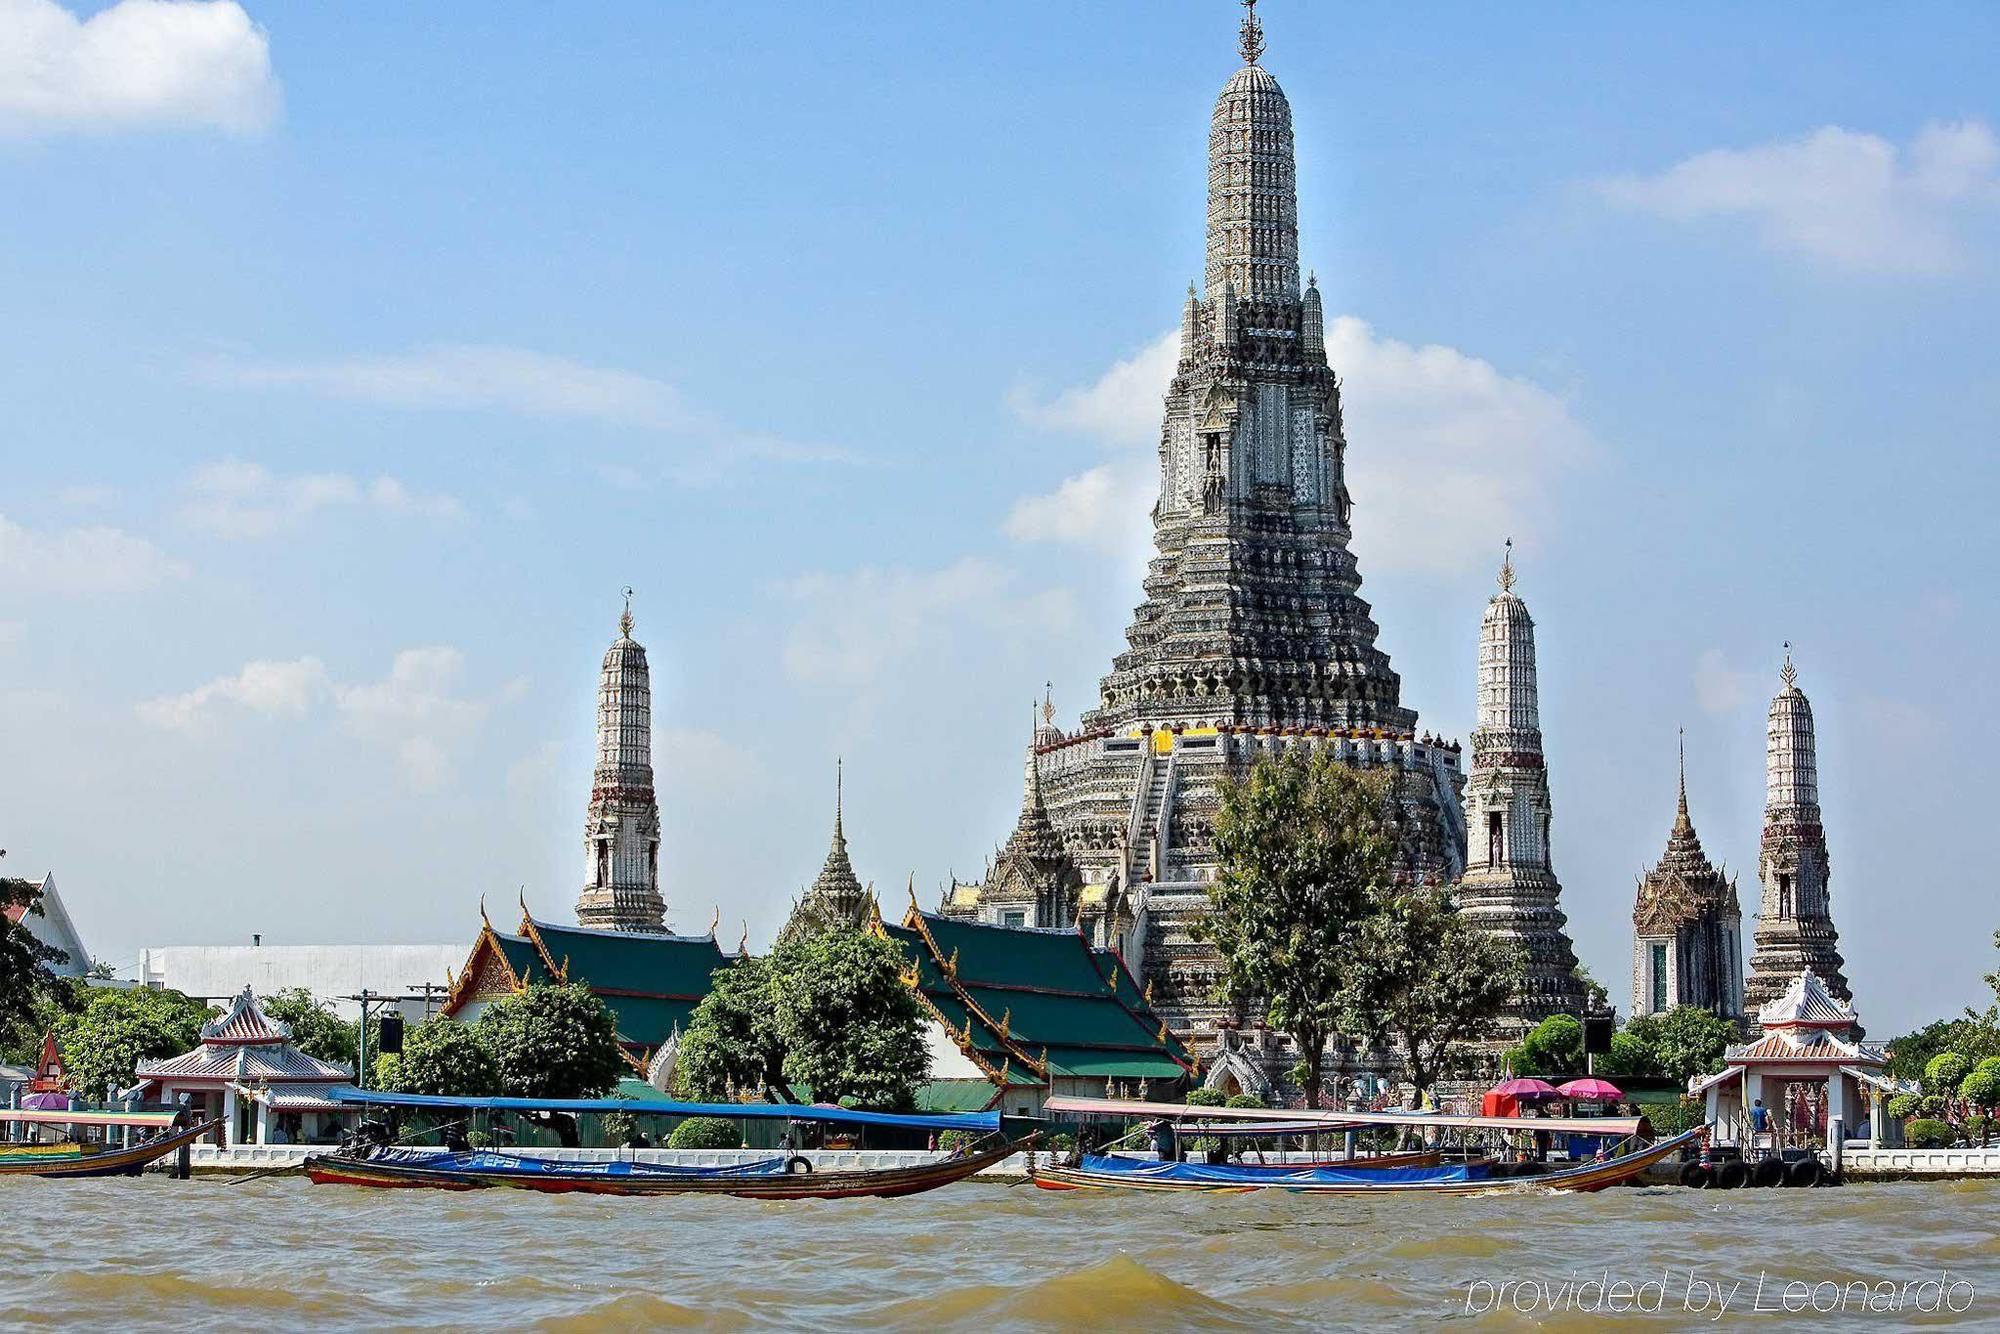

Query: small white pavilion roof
<box><xmin>1755</xmin><ymin>967</ymin><xmax>1855</xmax><ymax>1029</ymax></box>
<box><xmin>133</xmin><ymin>986</ymin><xmax>352</xmax><ymax>1087</ymax></box>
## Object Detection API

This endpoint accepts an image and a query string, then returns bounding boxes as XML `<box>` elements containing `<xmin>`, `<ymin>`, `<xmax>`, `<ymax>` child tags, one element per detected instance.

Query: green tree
<box><xmin>1506</xmin><ymin>1014</ymin><xmax>1583</xmax><ymax>1077</ymax></box>
<box><xmin>666</xmin><ymin>1115</ymin><xmax>742</xmax><ymax>1149</ymax></box>
<box><xmin>1884</xmin><ymin>1016</ymin><xmax>2000</xmax><ymax>1082</ymax></box>
<box><xmin>476</xmin><ymin>982</ymin><xmax>627</xmax><ymax>1100</ymax></box>
<box><xmin>1595</xmin><ymin>1030</ymin><xmax>1663</xmax><ymax>1080</ymax></box>
<box><xmin>769</xmin><ymin>927</ymin><xmax>929</xmax><ymax>1110</ymax></box>
<box><xmin>379</xmin><ymin>1015</ymin><xmax>499</xmax><ymax>1097</ymax></box>
<box><xmin>261</xmin><ymin>987</ymin><xmax>359</xmax><ymax>1068</ymax></box>
<box><xmin>1925</xmin><ymin>1051</ymin><xmax>1974</xmax><ymax>1095</ymax></box>
<box><xmin>673</xmin><ymin>956</ymin><xmax>786</xmax><ymax>1101</ymax></box>
<box><xmin>1199</xmin><ymin>752</ymin><xmax>1398</xmax><ymax>1107</ymax></box>
<box><xmin>0</xmin><ymin>877</ymin><xmax>70</xmax><ymax>1058</ymax></box>
<box><xmin>1959</xmin><ymin>1066</ymin><xmax>2000</xmax><ymax>1145</ymax></box>
<box><xmin>1625</xmin><ymin>1006</ymin><xmax>1735</xmax><ymax>1085</ymax></box>
<box><xmin>53</xmin><ymin>987</ymin><xmax>215</xmax><ymax>1101</ymax></box>
<box><xmin>1340</xmin><ymin>882</ymin><xmax>1519</xmax><ymax>1102</ymax></box>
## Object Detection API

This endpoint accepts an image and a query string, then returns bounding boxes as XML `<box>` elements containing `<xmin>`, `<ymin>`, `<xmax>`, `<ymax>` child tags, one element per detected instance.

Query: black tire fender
<box><xmin>784</xmin><ymin>1155</ymin><xmax>814</xmax><ymax>1175</ymax></box>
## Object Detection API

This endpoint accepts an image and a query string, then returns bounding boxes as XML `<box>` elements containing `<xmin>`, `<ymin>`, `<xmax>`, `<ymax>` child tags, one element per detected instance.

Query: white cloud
<box><xmin>332</xmin><ymin>646</ymin><xmax>500</xmax><ymax>791</ymax></box>
<box><xmin>196</xmin><ymin>344</ymin><xmax>854</xmax><ymax>471</ymax></box>
<box><xmin>137</xmin><ymin>645</ymin><xmax>514</xmax><ymax>792</ymax></box>
<box><xmin>1596</xmin><ymin>120</ymin><xmax>2000</xmax><ymax>275</ymax></box>
<box><xmin>1011</xmin><ymin>332</ymin><xmax>1178</xmax><ymax>448</ymax></box>
<box><xmin>776</xmin><ymin>557</ymin><xmax>1077</xmax><ymax>689</ymax></box>
<box><xmin>136</xmin><ymin>656</ymin><xmax>330</xmax><ymax>731</ymax></box>
<box><xmin>0</xmin><ymin>0</ymin><xmax>278</xmax><ymax>137</ymax></box>
<box><xmin>1005</xmin><ymin>316</ymin><xmax>1594</xmax><ymax>577</ymax></box>
<box><xmin>177</xmin><ymin>460</ymin><xmax>461</xmax><ymax>539</ymax></box>
<box><xmin>0</xmin><ymin>513</ymin><xmax>189</xmax><ymax>594</ymax></box>
<box><xmin>1003</xmin><ymin>462</ymin><xmax>1153</xmax><ymax>558</ymax></box>
<box><xmin>202</xmin><ymin>344</ymin><xmax>696</xmax><ymax>430</ymax></box>
<box><xmin>1693</xmin><ymin>649</ymin><xmax>1758</xmax><ymax>716</ymax></box>
<box><xmin>658</xmin><ymin>727</ymin><xmax>766</xmax><ymax>800</ymax></box>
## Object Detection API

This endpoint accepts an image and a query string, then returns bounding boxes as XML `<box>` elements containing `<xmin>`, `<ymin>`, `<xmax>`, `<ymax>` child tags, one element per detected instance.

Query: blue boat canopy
<box><xmin>328</xmin><ymin>1088</ymin><xmax>1000</xmax><ymax>1133</ymax></box>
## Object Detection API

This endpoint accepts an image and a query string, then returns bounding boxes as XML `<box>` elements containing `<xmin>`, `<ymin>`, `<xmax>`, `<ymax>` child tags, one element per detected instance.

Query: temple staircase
<box><xmin>1127</xmin><ymin>755</ymin><xmax>1174</xmax><ymax>885</ymax></box>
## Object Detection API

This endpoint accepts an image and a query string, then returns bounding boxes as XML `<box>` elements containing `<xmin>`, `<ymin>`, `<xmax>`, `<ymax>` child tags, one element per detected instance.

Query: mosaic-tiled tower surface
<box><xmin>779</xmin><ymin>763</ymin><xmax>877</xmax><ymax>943</ymax></box>
<box><xmin>1631</xmin><ymin>748</ymin><xmax>1744</xmax><ymax>1022</ymax></box>
<box><xmin>1745</xmin><ymin>654</ymin><xmax>1850</xmax><ymax>1011</ymax></box>
<box><xmin>1029</xmin><ymin>5</ymin><xmax>1466</xmax><ymax>1051</ymax></box>
<box><xmin>575</xmin><ymin>596</ymin><xmax>667</xmax><ymax>933</ymax></box>
<box><xmin>1456</xmin><ymin>549</ymin><xmax>1587</xmax><ymax>1035</ymax></box>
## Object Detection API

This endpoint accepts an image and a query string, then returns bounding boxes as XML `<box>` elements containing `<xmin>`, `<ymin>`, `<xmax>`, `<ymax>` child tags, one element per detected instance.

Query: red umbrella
<box><xmin>1491</xmin><ymin>1077</ymin><xmax>1560</xmax><ymax>1100</ymax></box>
<box><xmin>1557</xmin><ymin>1077</ymin><xmax>1624</xmax><ymax>1102</ymax></box>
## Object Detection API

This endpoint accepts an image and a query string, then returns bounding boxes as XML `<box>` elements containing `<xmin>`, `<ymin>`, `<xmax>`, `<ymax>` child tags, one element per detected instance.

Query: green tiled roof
<box><xmin>512</xmin><ymin>920</ymin><xmax>733</xmax><ymax>1050</ymax></box>
<box><xmin>886</xmin><ymin>914</ymin><xmax>1190</xmax><ymax>1090</ymax></box>
<box><xmin>492</xmin><ymin>933</ymin><xmax>550</xmax><ymax>984</ymax></box>
<box><xmin>530</xmin><ymin>921</ymin><xmax>731</xmax><ymax>999</ymax></box>
<box><xmin>916</xmin><ymin>1078</ymin><xmax>1000</xmax><ymax>1114</ymax></box>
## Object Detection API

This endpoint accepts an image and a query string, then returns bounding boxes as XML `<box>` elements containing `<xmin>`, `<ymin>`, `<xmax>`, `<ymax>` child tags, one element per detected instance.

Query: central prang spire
<box><xmin>1205</xmin><ymin>2</ymin><xmax>1299</xmax><ymax>301</ymax></box>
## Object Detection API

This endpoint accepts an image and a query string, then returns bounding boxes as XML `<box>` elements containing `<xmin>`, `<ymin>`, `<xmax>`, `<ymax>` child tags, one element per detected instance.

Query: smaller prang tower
<box><xmin>1745</xmin><ymin>650</ymin><xmax>1850</xmax><ymax>1010</ymax></box>
<box><xmin>1456</xmin><ymin>545</ymin><xmax>1588</xmax><ymax>1035</ymax></box>
<box><xmin>575</xmin><ymin>591</ymin><xmax>666</xmax><ymax>933</ymax></box>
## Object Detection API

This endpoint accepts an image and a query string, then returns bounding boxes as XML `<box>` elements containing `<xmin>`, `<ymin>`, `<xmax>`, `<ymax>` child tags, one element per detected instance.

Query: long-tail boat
<box><xmin>306</xmin><ymin>1137</ymin><xmax>1019</xmax><ymax>1198</ymax></box>
<box><xmin>1031</xmin><ymin>1094</ymin><xmax>1703</xmax><ymax>1195</ymax></box>
<box><xmin>303</xmin><ymin>1089</ymin><xmax>1023</xmax><ymax>1199</ymax></box>
<box><xmin>0</xmin><ymin>1110</ymin><xmax>218</xmax><ymax>1179</ymax></box>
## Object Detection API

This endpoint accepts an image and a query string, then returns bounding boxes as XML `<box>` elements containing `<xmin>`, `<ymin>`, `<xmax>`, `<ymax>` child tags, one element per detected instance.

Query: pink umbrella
<box><xmin>1557</xmin><ymin>1077</ymin><xmax>1624</xmax><ymax>1102</ymax></box>
<box><xmin>1491</xmin><ymin>1077</ymin><xmax>1560</xmax><ymax>1100</ymax></box>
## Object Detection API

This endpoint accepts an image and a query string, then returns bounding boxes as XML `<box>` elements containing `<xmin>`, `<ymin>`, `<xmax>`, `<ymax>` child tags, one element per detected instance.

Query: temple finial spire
<box><xmin>1238</xmin><ymin>0</ymin><xmax>1265</xmax><ymax>65</ymax></box>
<box><xmin>619</xmin><ymin>586</ymin><xmax>635</xmax><ymax>638</ymax></box>
<box><xmin>834</xmin><ymin>757</ymin><xmax>845</xmax><ymax>838</ymax></box>
<box><xmin>1677</xmin><ymin>729</ymin><xmax>1690</xmax><ymax>823</ymax></box>
<box><xmin>1498</xmin><ymin>538</ymin><xmax>1516</xmax><ymax>593</ymax></box>
<box><xmin>1780</xmin><ymin>641</ymin><xmax>1797</xmax><ymax>690</ymax></box>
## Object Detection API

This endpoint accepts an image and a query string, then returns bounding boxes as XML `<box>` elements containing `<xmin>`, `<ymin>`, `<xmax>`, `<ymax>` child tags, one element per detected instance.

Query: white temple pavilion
<box><xmin>1690</xmin><ymin>968</ymin><xmax>1912</xmax><ymax>1153</ymax></box>
<box><xmin>131</xmin><ymin>987</ymin><xmax>357</xmax><ymax>1147</ymax></box>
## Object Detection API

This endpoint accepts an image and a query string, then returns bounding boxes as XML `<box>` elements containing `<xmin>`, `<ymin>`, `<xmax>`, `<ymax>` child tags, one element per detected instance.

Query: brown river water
<box><xmin>1</xmin><ymin>1175</ymin><xmax>1995</xmax><ymax>1330</ymax></box>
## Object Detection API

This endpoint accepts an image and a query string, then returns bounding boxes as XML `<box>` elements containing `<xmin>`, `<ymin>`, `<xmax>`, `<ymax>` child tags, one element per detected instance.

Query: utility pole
<box><xmin>346</xmin><ymin>989</ymin><xmax>375</xmax><ymax>1090</ymax></box>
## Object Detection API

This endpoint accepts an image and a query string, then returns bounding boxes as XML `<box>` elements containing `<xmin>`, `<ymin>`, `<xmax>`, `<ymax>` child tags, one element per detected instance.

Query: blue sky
<box><xmin>1</xmin><ymin>0</ymin><xmax>1995</xmax><ymax>1035</ymax></box>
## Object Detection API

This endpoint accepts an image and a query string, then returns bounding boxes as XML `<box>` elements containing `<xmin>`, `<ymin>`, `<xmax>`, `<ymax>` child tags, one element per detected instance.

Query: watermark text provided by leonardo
<box><xmin>1460</xmin><ymin>1269</ymin><xmax>1976</xmax><ymax>1319</ymax></box>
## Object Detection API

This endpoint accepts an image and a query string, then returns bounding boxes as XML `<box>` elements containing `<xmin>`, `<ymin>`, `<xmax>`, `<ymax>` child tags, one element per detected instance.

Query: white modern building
<box><xmin>138</xmin><ymin>943</ymin><xmax>463</xmax><ymax>1021</ymax></box>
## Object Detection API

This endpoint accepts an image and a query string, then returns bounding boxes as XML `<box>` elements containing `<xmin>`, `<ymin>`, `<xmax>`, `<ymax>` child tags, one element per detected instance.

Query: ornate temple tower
<box><xmin>1456</xmin><ymin>547</ymin><xmax>1587</xmax><ymax>1034</ymax></box>
<box><xmin>945</xmin><ymin>721</ymin><xmax>1088</xmax><ymax>931</ymax></box>
<box><xmin>1631</xmin><ymin>742</ymin><xmax>1744</xmax><ymax>1022</ymax></box>
<box><xmin>575</xmin><ymin>594</ymin><xmax>667</xmax><ymax>933</ymax></box>
<box><xmin>780</xmin><ymin>762</ymin><xmax>877</xmax><ymax>942</ymax></box>
<box><xmin>1024</xmin><ymin>2</ymin><xmax>1465</xmax><ymax>1056</ymax></box>
<box><xmin>1745</xmin><ymin>652</ymin><xmax>1850</xmax><ymax>1009</ymax></box>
